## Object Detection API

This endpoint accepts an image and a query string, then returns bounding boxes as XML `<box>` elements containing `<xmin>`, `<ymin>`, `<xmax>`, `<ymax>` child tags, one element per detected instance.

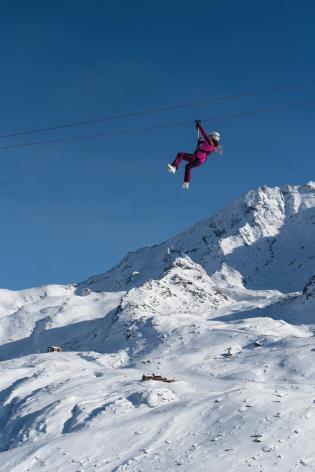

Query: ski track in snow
<box><xmin>0</xmin><ymin>182</ymin><xmax>315</xmax><ymax>471</ymax></box>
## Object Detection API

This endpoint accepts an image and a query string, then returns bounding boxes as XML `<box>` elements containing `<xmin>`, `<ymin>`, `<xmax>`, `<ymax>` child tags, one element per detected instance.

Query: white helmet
<box><xmin>209</xmin><ymin>131</ymin><xmax>221</xmax><ymax>141</ymax></box>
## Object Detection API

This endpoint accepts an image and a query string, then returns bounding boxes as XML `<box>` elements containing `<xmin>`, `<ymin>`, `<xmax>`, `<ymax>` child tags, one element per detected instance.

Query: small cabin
<box><xmin>48</xmin><ymin>346</ymin><xmax>62</xmax><ymax>353</ymax></box>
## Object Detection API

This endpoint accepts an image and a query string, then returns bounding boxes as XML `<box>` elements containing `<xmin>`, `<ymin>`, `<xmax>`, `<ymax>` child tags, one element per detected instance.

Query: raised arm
<box><xmin>195</xmin><ymin>120</ymin><xmax>211</xmax><ymax>144</ymax></box>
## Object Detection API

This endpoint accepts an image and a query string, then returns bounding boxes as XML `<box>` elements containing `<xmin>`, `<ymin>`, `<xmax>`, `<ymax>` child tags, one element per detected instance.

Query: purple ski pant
<box><xmin>172</xmin><ymin>152</ymin><xmax>203</xmax><ymax>183</ymax></box>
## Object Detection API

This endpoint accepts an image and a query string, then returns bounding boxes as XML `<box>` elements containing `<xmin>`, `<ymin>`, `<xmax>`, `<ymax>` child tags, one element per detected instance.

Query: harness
<box><xmin>195</xmin><ymin>140</ymin><xmax>210</xmax><ymax>156</ymax></box>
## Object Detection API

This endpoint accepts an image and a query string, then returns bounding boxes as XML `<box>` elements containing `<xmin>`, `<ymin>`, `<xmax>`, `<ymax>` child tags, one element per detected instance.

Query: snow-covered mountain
<box><xmin>0</xmin><ymin>182</ymin><xmax>315</xmax><ymax>472</ymax></box>
<box><xmin>82</xmin><ymin>181</ymin><xmax>315</xmax><ymax>293</ymax></box>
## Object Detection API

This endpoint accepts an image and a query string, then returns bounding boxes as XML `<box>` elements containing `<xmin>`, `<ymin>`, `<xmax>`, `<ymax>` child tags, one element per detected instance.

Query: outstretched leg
<box><xmin>172</xmin><ymin>152</ymin><xmax>195</xmax><ymax>170</ymax></box>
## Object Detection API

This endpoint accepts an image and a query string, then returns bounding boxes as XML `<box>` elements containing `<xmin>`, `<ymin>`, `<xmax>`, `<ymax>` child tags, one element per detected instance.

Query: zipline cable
<box><xmin>1</xmin><ymin>79</ymin><xmax>315</xmax><ymax>140</ymax></box>
<box><xmin>0</xmin><ymin>98</ymin><xmax>314</xmax><ymax>151</ymax></box>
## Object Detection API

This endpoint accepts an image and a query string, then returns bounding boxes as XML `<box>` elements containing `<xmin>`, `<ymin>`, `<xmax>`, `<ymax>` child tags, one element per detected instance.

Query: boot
<box><xmin>166</xmin><ymin>164</ymin><xmax>176</xmax><ymax>174</ymax></box>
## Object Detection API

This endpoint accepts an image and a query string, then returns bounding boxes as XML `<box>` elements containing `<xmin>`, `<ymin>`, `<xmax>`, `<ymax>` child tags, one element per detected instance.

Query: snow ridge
<box><xmin>83</xmin><ymin>182</ymin><xmax>315</xmax><ymax>293</ymax></box>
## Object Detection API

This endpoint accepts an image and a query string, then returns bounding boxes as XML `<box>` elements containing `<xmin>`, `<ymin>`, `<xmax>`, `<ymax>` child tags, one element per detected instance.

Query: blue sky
<box><xmin>0</xmin><ymin>0</ymin><xmax>314</xmax><ymax>289</ymax></box>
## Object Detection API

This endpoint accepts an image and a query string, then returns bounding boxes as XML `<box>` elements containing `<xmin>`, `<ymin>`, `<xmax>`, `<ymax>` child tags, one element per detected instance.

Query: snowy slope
<box><xmin>0</xmin><ymin>182</ymin><xmax>315</xmax><ymax>472</ymax></box>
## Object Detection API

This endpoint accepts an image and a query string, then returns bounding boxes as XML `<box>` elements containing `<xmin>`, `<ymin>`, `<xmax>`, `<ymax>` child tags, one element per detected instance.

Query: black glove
<box><xmin>195</xmin><ymin>119</ymin><xmax>201</xmax><ymax>125</ymax></box>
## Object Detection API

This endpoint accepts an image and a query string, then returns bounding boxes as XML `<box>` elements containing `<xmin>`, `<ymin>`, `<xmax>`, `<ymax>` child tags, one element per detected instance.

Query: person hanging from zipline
<box><xmin>167</xmin><ymin>120</ymin><xmax>223</xmax><ymax>189</ymax></box>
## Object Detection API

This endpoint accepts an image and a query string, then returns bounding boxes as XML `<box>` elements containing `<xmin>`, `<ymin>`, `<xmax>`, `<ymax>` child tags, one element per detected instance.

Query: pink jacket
<box><xmin>195</xmin><ymin>124</ymin><xmax>216</xmax><ymax>163</ymax></box>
